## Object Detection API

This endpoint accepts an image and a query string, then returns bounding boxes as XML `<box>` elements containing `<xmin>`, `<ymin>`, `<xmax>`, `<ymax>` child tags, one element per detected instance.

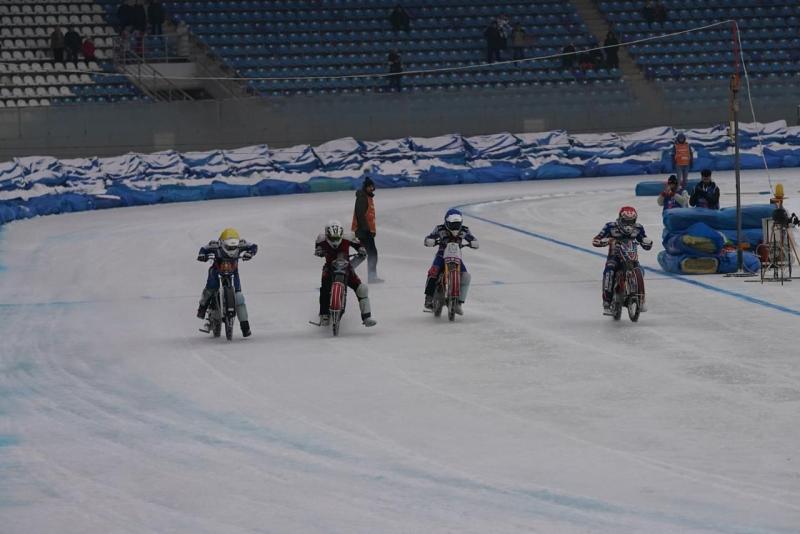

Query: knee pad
<box><xmin>460</xmin><ymin>271</ymin><xmax>471</xmax><ymax>302</ymax></box>
<box><xmin>355</xmin><ymin>284</ymin><xmax>368</xmax><ymax>300</ymax></box>
<box><xmin>235</xmin><ymin>291</ymin><xmax>248</xmax><ymax>322</ymax></box>
<box><xmin>200</xmin><ymin>288</ymin><xmax>214</xmax><ymax>306</ymax></box>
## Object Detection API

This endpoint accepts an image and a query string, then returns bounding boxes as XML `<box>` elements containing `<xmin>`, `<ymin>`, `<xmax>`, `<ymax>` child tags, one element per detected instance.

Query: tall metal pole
<box><xmin>733</xmin><ymin>82</ymin><xmax>743</xmax><ymax>271</ymax></box>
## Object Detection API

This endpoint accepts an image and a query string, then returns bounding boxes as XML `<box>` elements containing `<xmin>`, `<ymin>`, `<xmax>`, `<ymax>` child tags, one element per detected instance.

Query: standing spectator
<box><xmin>510</xmin><ymin>23</ymin><xmax>527</xmax><ymax>60</ymax></box>
<box><xmin>657</xmin><ymin>175</ymin><xmax>689</xmax><ymax>212</ymax></box>
<box><xmin>387</xmin><ymin>49</ymin><xmax>402</xmax><ymax>91</ymax></box>
<box><xmin>654</xmin><ymin>1</ymin><xmax>668</xmax><ymax>24</ymax></box>
<box><xmin>642</xmin><ymin>0</ymin><xmax>656</xmax><ymax>26</ymax></box>
<box><xmin>352</xmin><ymin>176</ymin><xmax>382</xmax><ymax>283</ymax></box>
<box><xmin>388</xmin><ymin>4</ymin><xmax>410</xmax><ymax>32</ymax></box>
<box><xmin>50</xmin><ymin>27</ymin><xmax>65</xmax><ymax>63</ymax></box>
<box><xmin>81</xmin><ymin>36</ymin><xmax>96</xmax><ymax>61</ymax></box>
<box><xmin>690</xmin><ymin>169</ymin><xmax>720</xmax><ymax>210</ymax></box>
<box><xmin>497</xmin><ymin>14</ymin><xmax>512</xmax><ymax>52</ymax></box>
<box><xmin>117</xmin><ymin>1</ymin><xmax>134</xmax><ymax>33</ymax></box>
<box><xmin>604</xmin><ymin>30</ymin><xmax>619</xmax><ymax>69</ymax></box>
<box><xmin>132</xmin><ymin>0</ymin><xmax>147</xmax><ymax>34</ymax></box>
<box><xmin>561</xmin><ymin>41</ymin><xmax>576</xmax><ymax>69</ymax></box>
<box><xmin>484</xmin><ymin>19</ymin><xmax>504</xmax><ymax>63</ymax></box>
<box><xmin>64</xmin><ymin>27</ymin><xmax>82</xmax><ymax>64</ymax></box>
<box><xmin>671</xmin><ymin>132</ymin><xmax>693</xmax><ymax>189</ymax></box>
<box><xmin>147</xmin><ymin>1</ymin><xmax>165</xmax><ymax>36</ymax></box>
<box><xmin>176</xmin><ymin>21</ymin><xmax>190</xmax><ymax>57</ymax></box>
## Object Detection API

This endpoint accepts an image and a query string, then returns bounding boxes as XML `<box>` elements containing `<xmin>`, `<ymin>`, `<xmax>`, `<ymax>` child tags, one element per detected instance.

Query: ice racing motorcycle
<box><xmin>432</xmin><ymin>241</ymin><xmax>466</xmax><ymax>322</ymax></box>
<box><xmin>201</xmin><ymin>255</ymin><xmax>241</xmax><ymax>340</ymax></box>
<box><xmin>605</xmin><ymin>238</ymin><xmax>646</xmax><ymax>322</ymax></box>
<box><xmin>320</xmin><ymin>253</ymin><xmax>363</xmax><ymax>337</ymax></box>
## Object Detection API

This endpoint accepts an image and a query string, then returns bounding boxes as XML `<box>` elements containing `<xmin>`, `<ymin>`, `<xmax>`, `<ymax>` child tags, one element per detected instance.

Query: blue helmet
<box><xmin>444</xmin><ymin>208</ymin><xmax>463</xmax><ymax>235</ymax></box>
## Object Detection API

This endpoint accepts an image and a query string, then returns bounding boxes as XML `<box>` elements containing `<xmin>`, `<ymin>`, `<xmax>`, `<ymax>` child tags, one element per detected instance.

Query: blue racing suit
<box><xmin>424</xmin><ymin>224</ymin><xmax>479</xmax><ymax>299</ymax></box>
<box><xmin>592</xmin><ymin>222</ymin><xmax>652</xmax><ymax>307</ymax></box>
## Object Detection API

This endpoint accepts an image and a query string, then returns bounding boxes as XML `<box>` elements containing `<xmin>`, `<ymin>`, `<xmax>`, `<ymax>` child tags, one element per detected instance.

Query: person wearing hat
<box><xmin>657</xmin><ymin>174</ymin><xmax>689</xmax><ymax>212</ymax></box>
<box><xmin>690</xmin><ymin>169</ymin><xmax>720</xmax><ymax>210</ymax></box>
<box><xmin>671</xmin><ymin>132</ymin><xmax>693</xmax><ymax>189</ymax></box>
<box><xmin>352</xmin><ymin>176</ymin><xmax>383</xmax><ymax>283</ymax></box>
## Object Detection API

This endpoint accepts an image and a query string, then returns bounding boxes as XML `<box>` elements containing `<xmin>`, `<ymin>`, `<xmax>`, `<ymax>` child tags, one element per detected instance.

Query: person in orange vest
<box><xmin>352</xmin><ymin>176</ymin><xmax>383</xmax><ymax>283</ymax></box>
<box><xmin>671</xmin><ymin>132</ymin><xmax>693</xmax><ymax>189</ymax></box>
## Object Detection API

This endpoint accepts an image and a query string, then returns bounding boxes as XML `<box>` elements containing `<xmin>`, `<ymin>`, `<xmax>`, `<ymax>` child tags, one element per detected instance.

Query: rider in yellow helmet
<box><xmin>196</xmin><ymin>228</ymin><xmax>258</xmax><ymax>337</ymax></box>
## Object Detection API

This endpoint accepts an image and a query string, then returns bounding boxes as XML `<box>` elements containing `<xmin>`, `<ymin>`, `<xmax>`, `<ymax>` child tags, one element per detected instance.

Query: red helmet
<box><xmin>618</xmin><ymin>206</ymin><xmax>637</xmax><ymax>226</ymax></box>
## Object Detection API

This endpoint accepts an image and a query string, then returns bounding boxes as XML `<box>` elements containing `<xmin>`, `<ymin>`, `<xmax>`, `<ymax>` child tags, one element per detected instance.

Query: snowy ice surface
<box><xmin>0</xmin><ymin>169</ymin><xmax>799</xmax><ymax>533</ymax></box>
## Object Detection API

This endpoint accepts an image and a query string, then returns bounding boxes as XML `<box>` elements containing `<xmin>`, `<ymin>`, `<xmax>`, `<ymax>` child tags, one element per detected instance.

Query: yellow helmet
<box><xmin>220</xmin><ymin>228</ymin><xmax>240</xmax><ymax>241</ymax></box>
<box><xmin>219</xmin><ymin>228</ymin><xmax>241</xmax><ymax>256</ymax></box>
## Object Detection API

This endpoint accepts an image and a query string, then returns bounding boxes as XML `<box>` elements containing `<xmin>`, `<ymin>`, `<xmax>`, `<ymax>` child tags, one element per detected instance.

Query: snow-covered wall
<box><xmin>2</xmin><ymin>121</ymin><xmax>800</xmax><ymax>225</ymax></box>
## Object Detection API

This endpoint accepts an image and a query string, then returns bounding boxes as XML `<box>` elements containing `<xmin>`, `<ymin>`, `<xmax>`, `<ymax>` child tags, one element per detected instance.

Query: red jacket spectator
<box><xmin>82</xmin><ymin>38</ymin><xmax>96</xmax><ymax>61</ymax></box>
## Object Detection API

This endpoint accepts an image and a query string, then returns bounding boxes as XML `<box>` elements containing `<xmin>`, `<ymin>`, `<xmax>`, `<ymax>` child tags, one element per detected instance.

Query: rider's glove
<box><xmin>593</xmin><ymin>237</ymin><xmax>608</xmax><ymax>247</ymax></box>
<box><xmin>357</xmin><ymin>248</ymin><xmax>367</xmax><ymax>258</ymax></box>
<box><xmin>242</xmin><ymin>252</ymin><xmax>253</xmax><ymax>261</ymax></box>
<box><xmin>468</xmin><ymin>239</ymin><xmax>479</xmax><ymax>250</ymax></box>
<box><xmin>424</xmin><ymin>237</ymin><xmax>437</xmax><ymax>247</ymax></box>
<box><xmin>641</xmin><ymin>237</ymin><xmax>653</xmax><ymax>249</ymax></box>
<box><xmin>314</xmin><ymin>247</ymin><xmax>324</xmax><ymax>257</ymax></box>
<box><xmin>197</xmin><ymin>254</ymin><xmax>208</xmax><ymax>262</ymax></box>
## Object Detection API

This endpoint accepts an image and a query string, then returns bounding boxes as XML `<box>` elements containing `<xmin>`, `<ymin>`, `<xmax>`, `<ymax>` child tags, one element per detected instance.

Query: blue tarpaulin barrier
<box><xmin>1</xmin><ymin>121</ymin><xmax>797</xmax><ymax>226</ymax></box>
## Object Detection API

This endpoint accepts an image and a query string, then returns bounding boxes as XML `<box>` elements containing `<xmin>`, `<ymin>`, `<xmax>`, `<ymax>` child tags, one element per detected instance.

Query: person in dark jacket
<box><xmin>351</xmin><ymin>176</ymin><xmax>382</xmax><ymax>283</ymax></box>
<box><xmin>690</xmin><ymin>169</ymin><xmax>720</xmax><ymax>210</ymax></box>
<box><xmin>484</xmin><ymin>19</ymin><xmax>504</xmax><ymax>63</ymax></box>
<box><xmin>117</xmin><ymin>1</ymin><xmax>134</xmax><ymax>33</ymax></box>
<box><xmin>387</xmin><ymin>50</ymin><xmax>402</xmax><ymax>91</ymax></box>
<box><xmin>147</xmin><ymin>1</ymin><xmax>165</xmax><ymax>35</ymax></box>
<box><xmin>388</xmin><ymin>4</ymin><xmax>410</xmax><ymax>32</ymax></box>
<box><xmin>63</xmin><ymin>27</ymin><xmax>82</xmax><ymax>64</ymax></box>
<box><xmin>604</xmin><ymin>31</ymin><xmax>619</xmax><ymax>69</ymax></box>
<box><xmin>50</xmin><ymin>27</ymin><xmax>65</xmax><ymax>63</ymax></box>
<box><xmin>131</xmin><ymin>0</ymin><xmax>147</xmax><ymax>33</ymax></box>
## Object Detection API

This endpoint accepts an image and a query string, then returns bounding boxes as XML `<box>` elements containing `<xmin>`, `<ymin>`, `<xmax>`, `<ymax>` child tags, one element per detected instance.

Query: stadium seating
<box><xmin>155</xmin><ymin>0</ymin><xmax>626</xmax><ymax>96</ymax></box>
<box><xmin>0</xmin><ymin>1</ymin><xmax>145</xmax><ymax>107</ymax></box>
<box><xmin>597</xmin><ymin>0</ymin><xmax>800</xmax><ymax>97</ymax></box>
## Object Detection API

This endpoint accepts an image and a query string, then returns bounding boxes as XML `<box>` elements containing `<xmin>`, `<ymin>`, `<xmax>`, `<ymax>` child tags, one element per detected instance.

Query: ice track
<box><xmin>1</xmin><ymin>170</ymin><xmax>799</xmax><ymax>533</ymax></box>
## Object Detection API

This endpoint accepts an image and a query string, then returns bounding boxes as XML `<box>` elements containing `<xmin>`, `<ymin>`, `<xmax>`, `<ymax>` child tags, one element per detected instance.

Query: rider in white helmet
<box><xmin>314</xmin><ymin>219</ymin><xmax>376</xmax><ymax>327</ymax></box>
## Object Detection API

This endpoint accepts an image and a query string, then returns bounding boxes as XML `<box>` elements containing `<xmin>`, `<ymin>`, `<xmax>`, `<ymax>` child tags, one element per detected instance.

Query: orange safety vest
<box><xmin>674</xmin><ymin>143</ymin><xmax>691</xmax><ymax>166</ymax></box>
<box><xmin>352</xmin><ymin>193</ymin><xmax>376</xmax><ymax>234</ymax></box>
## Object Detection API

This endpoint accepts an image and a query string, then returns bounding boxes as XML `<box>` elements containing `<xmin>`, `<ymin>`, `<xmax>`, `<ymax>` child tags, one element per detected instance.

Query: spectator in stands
<box><xmin>147</xmin><ymin>1</ymin><xmax>165</xmax><ymax>36</ymax></box>
<box><xmin>672</xmin><ymin>132</ymin><xmax>693</xmax><ymax>188</ymax></box>
<box><xmin>117</xmin><ymin>0</ymin><xmax>134</xmax><ymax>34</ymax></box>
<box><xmin>642</xmin><ymin>0</ymin><xmax>656</xmax><ymax>26</ymax></box>
<box><xmin>578</xmin><ymin>48</ymin><xmax>594</xmax><ymax>70</ymax></box>
<box><xmin>511</xmin><ymin>23</ymin><xmax>527</xmax><ymax>61</ymax></box>
<box><xmin>604</xmin><ymin>30</ymin><xmax>619</xmax><ymax>69</ymax></box>
<box><xmin>690</xmin><ymin>169</ymin><xmax>720</xmax><ymax>210</ymax></box>
<box><xmin>82</xmin><ymin>36</ymin><xmax>96</xmax><ymax>62</ymax></box>
<box><xmin>654</xmin><ymin>1</ymin><xmax>668</xmax><ymax>24</ymax></box>
<box><xmin>176</xmin><ymin>21</ymin><xmax>190</xmax><ymax>57</ymax></box>
<box><xmin>132</xmin><ymin>0</ymin><xmax>147</xmax><ymax>34</ymax></box>
<box><xmin>658</xmin><ymin>175</ymin><xmax>689</xmax><ymax>212</ymax></box>
<box><xmin>497</xmin><ymin>14</ymin><xmax>512</xmax><ymax>52</ymax></box>
<box><xmin>50</xmin><ymin>27</ymin><xmax>65</xmax><ymax>63</ymax></box>
<box><xmin>64</xmin><ymin>27</ymin><xmax>82</xmax><ymax>64</ymax></box>
<box><xmin>484</xmin><ymin>19</ymin><xmax>504</xmax><ymax>63</ymax></box>
<box><xmin>389</xmin><ymin>5</ymin><xmax>410</xmax><ymax>32</ymax></box>
<box><xmin>387</xmin><ymin>50</ymin><xmax>402</xmax><ymax>91</ymax></box>
<box><xmin>562</xmin><ymin>42</ymin><xmax>576</xmax><ymax>69</ymax></box>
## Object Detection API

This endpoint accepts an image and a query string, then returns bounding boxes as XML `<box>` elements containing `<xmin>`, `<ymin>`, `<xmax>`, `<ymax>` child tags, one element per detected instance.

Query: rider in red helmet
<box><xmin>592</xmin><ymin>206</ymin><xmax>653</xmax><ymax>315</ymax></box>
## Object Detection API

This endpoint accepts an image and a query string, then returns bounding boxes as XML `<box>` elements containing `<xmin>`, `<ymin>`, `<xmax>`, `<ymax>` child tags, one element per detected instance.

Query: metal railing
<box><xmin>112</xmin><ymin>33</ymin><xmax>194</xmax><ymax>102</ymax></box>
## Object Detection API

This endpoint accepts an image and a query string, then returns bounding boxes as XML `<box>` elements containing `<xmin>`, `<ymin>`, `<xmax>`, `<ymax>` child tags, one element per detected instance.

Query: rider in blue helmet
<box><xmin>422</xmin><ymin>208</ymin><xmax>479</xmax><ymax>314</ymax></box>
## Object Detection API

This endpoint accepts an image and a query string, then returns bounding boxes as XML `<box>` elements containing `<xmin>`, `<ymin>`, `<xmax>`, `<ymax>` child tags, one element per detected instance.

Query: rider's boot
<box><xmin>240</xmin><ymin>321</ymin><xmax>251</xmax><ymax>338</ymax></box>
<box><xmin>602</xmin><ymin>301</ymin><xmax>614</xmax><ymax>316</ymax></box>
<box><xmin>198</xmin><ymin>288</ymin><xmax>213</xmax><ymax>318</ymax></box>
<box><xmin>453</xmin><ymin>301</ymin><xmax>464</xmax><ymax>315</ymax></box>
<box><xmin>424</xmin><ymin>295</ymin><xmax>434</xmax><ymax>310</ymax></box>
<box><xmin>356</xmin><ymin>284</ymin><xmax>376</xmax><ymax>326</ymax></box>
<box><xmin>199</xmin><ymin>319</ymin><xmax>212</xmax><ymax>333</ymax></box>
<box><xmin>319</xmin><ymin>314</ymin><xmax>330</xmax><ymax>326</ymax></box>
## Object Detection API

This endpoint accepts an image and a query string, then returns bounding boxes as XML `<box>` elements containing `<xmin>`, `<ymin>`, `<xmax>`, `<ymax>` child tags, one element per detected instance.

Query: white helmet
<box><xmin>325</xmin><ymin>220</ymin><xmax>344</xmax><ymax>247</ymax></box>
